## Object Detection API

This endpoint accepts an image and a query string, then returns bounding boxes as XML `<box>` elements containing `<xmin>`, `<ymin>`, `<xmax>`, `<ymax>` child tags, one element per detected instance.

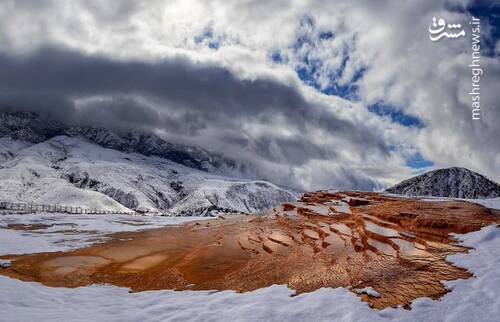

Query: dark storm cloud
<box><xmin>0</xmin><ymin>46</ymin><xmax>389</xmax><ymax>188</ymax></box>
<box><xmin>251</xmin><ymin>135</ymin><xmax>336</xmax><ymax>165</ymax></box>
<box><xmin>0</xmin><ymin>46</ymin><xmax>313</xmax><ymax>116</ymax></box>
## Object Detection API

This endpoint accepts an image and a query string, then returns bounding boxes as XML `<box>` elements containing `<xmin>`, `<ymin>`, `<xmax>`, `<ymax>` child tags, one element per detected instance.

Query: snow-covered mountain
<box><xmin>0</xmin><ymin>112</ymin><xmax>298</xmax><ymax>215</ymax></box>
<box><xmin>0</xmin><ymin>111</ymin><xmax>246</xmax><ymax>175</ymax></box>
<box><xmin>386</xmin><ymin>167</ymin><xmax>500</xmax><ymax>199</ymax></box>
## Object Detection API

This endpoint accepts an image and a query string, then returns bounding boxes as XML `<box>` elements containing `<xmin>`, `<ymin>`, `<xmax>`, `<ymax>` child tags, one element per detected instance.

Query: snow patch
<box><xmin>0</xmin><ymin>259</ymin><xmax>11</xmax><ymax>268</ymax></box>
<box><xmin>356</xmin><ymin>287</ymin><xmax>381</xmax><ymax>298</ymax></box>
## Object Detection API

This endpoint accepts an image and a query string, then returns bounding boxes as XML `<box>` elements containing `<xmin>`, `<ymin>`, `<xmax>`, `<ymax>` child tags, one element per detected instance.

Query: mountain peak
<box><xmin>386</xmin><ymin>167</ymin><xmax>500</xmax><ymax>199</ymax></box>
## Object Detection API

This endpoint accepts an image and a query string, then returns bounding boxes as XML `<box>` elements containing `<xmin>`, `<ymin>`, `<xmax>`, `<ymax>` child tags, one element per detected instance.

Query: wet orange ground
<box><xmin>1</xmin><ymin>192</ymin><xmax>499</xmax><ymax>309</ymax></box>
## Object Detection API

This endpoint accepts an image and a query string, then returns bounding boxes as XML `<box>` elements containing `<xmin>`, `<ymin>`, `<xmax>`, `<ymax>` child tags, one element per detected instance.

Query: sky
<box><xmin>0</xmin><ymin>0</ymin><xmax>498</xmax><ymax>191</ymax></box>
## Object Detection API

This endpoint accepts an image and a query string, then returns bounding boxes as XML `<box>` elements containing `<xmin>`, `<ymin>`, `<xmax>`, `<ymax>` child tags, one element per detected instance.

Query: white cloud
<box><xmin>0</xmin><ymin>0</ymin><xmax>497</xmax><ymax>190</ymax></box>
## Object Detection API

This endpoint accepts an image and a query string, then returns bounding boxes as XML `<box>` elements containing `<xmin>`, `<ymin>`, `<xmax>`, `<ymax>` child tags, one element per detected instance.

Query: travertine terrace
<box><xmin>2</xmin><ymin>192</ymin><xmax>499</xmax><ymax>309</ymax></box>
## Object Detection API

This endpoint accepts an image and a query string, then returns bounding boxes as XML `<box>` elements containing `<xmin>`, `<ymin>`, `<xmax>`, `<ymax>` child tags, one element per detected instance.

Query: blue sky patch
<box><xmin>288</xmin><ymin>17</ymin><xmax>365</xmax><ymax>100</ymax></box>
<box><xmin>319</xmin><ymin>31</ymin><xmax>334</xmax><ymax>40</ymax></box>
<box><xmin>271</xmin><ymin>52</ymin><xmax>283</xmax><ymax>63</ymax></box>
<box><xmin>194</xmin><ymin>30</ymin><xmax>220</xmax><ymax>49</ymax></box>
<box><xmin>406</xmin><ymin>152</ymin><xmax>434</xmax><ymax>169</ymax></box>
<box><xmin>368</xmin><ymin>103</ymin><xmax>424</xmax><ymax>128</ymax></box>
<box><xmin>467</xmin><ymin>2</ymin><xmax>499</xmax><ymax>56</ymax></box>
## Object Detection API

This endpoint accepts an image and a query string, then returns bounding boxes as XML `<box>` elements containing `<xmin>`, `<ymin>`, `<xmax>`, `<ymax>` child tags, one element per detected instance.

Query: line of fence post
<box><xmin>0</xmin><ymin>200</ymin><xmax>138</xmax><ymax>216</ymax></box>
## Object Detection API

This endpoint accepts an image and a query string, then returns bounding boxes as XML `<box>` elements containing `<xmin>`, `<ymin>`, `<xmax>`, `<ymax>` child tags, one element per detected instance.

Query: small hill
<box><xmin>386</xmin><ymin>167</ymin><xmax>500</xmax><ymax>199</ymax></box>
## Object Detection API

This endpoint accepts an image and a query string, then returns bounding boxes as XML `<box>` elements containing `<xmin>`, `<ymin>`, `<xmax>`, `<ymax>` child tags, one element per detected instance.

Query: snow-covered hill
<box><xmin>0</xmin><ymin>112</ymin><xmax>298</xmax><ymax>215</ymax></box>
<box><xmin>386</xmin><ymin>167</ymin><xmax>500</xmax><ymax>199</ymax></box>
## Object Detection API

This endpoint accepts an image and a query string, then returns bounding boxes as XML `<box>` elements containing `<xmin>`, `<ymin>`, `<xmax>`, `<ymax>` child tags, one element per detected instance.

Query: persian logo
<box><xmin>428</xmin><ymin>17</ymin><xmax>465</xmax><ymax>41</ymax></box>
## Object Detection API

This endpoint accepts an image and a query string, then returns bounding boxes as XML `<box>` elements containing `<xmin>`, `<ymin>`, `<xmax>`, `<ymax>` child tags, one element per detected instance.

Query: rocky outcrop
<box><xmin>63</xmin><ymin>172</ymin><xmax>139</xmax><ymax>209</ymax></box>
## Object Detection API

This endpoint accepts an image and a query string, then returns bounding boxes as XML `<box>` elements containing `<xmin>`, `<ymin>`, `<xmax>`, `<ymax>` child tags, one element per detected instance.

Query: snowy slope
<box><xmin>0</xmin><ymin>135</ymin><xmax>297</xmax><ymax>215</ymax></box>
<box><xmin>386</xmin><ymin>167</ymin><xmax>500</xmax><ymax>199</ymax></box>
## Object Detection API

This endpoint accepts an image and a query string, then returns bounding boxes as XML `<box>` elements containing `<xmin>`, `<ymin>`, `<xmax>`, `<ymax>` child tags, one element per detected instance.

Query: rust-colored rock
<box><xmin>346</xmin><ymin>198</ymin><xmax>371</xmax><ymax>207</ymax></box>
<box><xmin>1</xmin><ymin>192</ymin><xmax>499</xmax><ymax>310</ymax></box>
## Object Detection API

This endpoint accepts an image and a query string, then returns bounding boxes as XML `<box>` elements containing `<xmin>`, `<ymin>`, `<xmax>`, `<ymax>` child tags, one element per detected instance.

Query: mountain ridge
<box><xmin>0</xmin><ymin>111</ymin><xmax>247</xmax><ymax>175</ymax></box>
<box><xmin>0</xmin><ymin>111</ymin><xmax>298</xmax><ymax>215</ymax></box>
